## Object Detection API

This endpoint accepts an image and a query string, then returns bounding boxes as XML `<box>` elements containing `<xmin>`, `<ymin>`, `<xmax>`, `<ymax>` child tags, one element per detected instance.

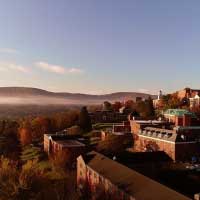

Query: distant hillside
<box><xmin>0</xmin><ymin>87</ymin><xmax>156</xmax><ymax>105</ymax></box>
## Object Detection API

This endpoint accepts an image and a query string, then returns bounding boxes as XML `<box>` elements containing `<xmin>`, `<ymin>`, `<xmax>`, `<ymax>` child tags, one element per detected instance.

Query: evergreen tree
<box><xmin>79</xmin><ymin>106</ymin><xmax>92</xmax><ymax>133</ymax></box>
<box><xmin>147</xmin><ymin>96</ymin><xmax>155</xmax><ymax>117</ymax></box>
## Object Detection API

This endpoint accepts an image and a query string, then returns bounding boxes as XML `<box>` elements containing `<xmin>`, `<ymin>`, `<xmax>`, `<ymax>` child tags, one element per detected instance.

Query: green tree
<box><xmin>146</xmin><ymin>96</ymin><xmax>155</xmax><ymax>117</ymax></box>
<box><xmin>0</xmin><ymin>120</ymin><xmax>21</xmax><ymax>160</ymax></box>
<box><xmin>103</xmin><ymin>101</ymin><xmax>112</xmax><ymax>111</ymax></box>
<box><xmin>79</xmin><ymin>107</ymin><xmax>92</xmax><ymax>133</ymax></box>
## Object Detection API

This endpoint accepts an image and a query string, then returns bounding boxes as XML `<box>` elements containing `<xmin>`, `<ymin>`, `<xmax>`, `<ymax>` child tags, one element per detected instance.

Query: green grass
<box><xmin>37</xmin><ymin>160</ymin><xmax>51</xmax><ymax>171</ymax></box>
<box><xmin>92</xmin><ymin>123</ymin><xmax>114</xmax><ymax>130</ymax></box>
<box><xmin>20</xmin><ymin>145</ymin><xmax>42</xmax><ymax>162</ymax></box>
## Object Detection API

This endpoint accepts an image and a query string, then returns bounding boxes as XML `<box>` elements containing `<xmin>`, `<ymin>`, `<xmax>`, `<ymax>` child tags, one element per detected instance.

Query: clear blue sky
<box><xmin>0</xmin><ymin>0</ymin><xmax>200</xmax><ymax>94</ymax></box>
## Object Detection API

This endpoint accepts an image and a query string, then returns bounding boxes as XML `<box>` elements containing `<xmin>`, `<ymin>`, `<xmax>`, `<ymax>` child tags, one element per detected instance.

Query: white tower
<box><xmin>158</xmin><ymin>90</ymin><xmax>163</xmax><ymax>100</ymax></box>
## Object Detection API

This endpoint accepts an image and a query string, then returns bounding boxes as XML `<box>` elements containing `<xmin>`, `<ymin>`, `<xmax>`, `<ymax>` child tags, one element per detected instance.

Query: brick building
<box><xmin>130</xmin><ymin>119</ymin><xmax>170</xmax><ymax>136</ymax></box>
<box><xmin>164</xmin><ymin>109</ymin><xmax>197</xmax><ymax>124</ymax></box>
<box><xmin>89</xmin><ymin>110</ymin><xmax>128</xmax><ymax>123</ymax></box>
<box><xmin>189</xmin><ymin>94</ymin><xmax>200</xmax><ymax>108</ymax></box>
<box><xmin>177</xmin><ymin>88</ymin><xmax>200</xmax><ymax>99</ymax></box>
<box><xmin>77</xmin><ymin>151</ymin><xmax>191</xmax><ymax>200</ymax></box>
<box><xmin>112</xmin><ymin>121</ymin><xmax>131</xmax><ymax>133</ymax></box>
<box><xmin>44</xmin><ymin>134</ymin><xmax>85</xmax><ymax>163</ymax></box>
<box><xmin>101</xmin><ymin>121</ymin><xmax>132</xmax><ymax>141</ymax></box>
<box><xmin>134</xmin><ymin>127</ymin><xmax>200</xmax><ymax>160</ymax></box>
<box><xmin>177</xmin><ymin>88</ymin><xmax>200</xmax><ymax>108</ymax></box>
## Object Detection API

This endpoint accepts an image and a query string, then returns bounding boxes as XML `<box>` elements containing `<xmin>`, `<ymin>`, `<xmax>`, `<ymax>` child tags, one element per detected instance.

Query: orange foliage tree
<box><xmin>18</xmin><ymin>121</ymin><xmax>32</xmax><ymax>146</ymax></box>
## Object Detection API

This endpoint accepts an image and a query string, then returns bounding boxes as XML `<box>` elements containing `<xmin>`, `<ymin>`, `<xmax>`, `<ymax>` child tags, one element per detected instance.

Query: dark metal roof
<box><xmin>83</xmin><ymin>151</ymin><xmax>191</xmax><ymax>200</ymax></box>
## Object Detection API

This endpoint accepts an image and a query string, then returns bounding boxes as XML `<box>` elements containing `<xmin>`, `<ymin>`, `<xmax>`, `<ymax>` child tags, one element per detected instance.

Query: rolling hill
<box><xmin>0</xmin><ymin>87</ymin><xmax>156</xmax><ymax>105</ymax></box>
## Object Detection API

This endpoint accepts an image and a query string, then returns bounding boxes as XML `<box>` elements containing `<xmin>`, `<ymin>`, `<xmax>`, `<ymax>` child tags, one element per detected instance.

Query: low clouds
<box><xmin>0</xmin><ymin>62</ymin><xmax>29</xmax><ymax>73</ymax></box>
<box><xmin>35</xmin><ymin>62</ymin><xmax>66</xmax><ymax>74</ymax></box>
<box><xmin>35</xmin><ymin>61</ymin><xmax>83</xmax><ymax>75</ymax></box>
<box><xmin>0</xmin><ymin>59</ymin><xmax>84</xmax><ymax>76</ymax></box>
<box><xmin>0</xmin><ymin>48</ymin><xmax>19</xmax><ymax>54</ymax></box>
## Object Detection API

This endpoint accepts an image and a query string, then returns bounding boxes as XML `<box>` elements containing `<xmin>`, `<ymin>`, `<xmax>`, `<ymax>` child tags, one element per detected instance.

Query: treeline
<box><xmin>0</xmin><ymin>109</ymin><xmax>80</xmax><ymax>159</ymax></box>
<box><xmin>0</xmin><ymin>104</ymin><xmax>81</xmax><ymax>119</ymax></box>
<box><xmin>158</xmin><ymin>93</ymin><xmax>189</xmax><ymax>110</ymax></box>
<box><xmin>95</xmin><ymin>97</ymin><xmax>155</xmax><ymax>118</ymax></box>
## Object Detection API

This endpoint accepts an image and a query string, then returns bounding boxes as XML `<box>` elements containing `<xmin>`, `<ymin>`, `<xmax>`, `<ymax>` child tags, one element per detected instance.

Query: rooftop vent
<box><xmin>194</xmin><ymin>193</ymin><xmax>200</xmax><ymax>200</ymax></box>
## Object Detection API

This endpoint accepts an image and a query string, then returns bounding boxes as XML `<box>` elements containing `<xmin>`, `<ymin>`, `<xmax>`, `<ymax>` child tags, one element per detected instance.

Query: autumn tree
<box><xmin>124</xmin><ymin>99</ymin><xmax>135</xmax><ymax>109</ymax></box>
<box><xmin>0</xmin><ymin>157</ymin><xmax>19</xmax><ymax>200</ymax></box>
<box><xmin>103</xmin><ymin>101</ymin><xmax>112</xmax><ymax>111</ymax></box>
<box><xmin>112</xmin><ymin>101</ymin><xmax>122</xmax><ymax>112</ymax></box>
<box><xmin>0</xmin><ymin>156</ymin><xmax>76</xmax><ymax>200</ymax></box>
<box><xmin>19</xmin><ymin>120</ymin><xmax>32</xmax><ymax>146</ymax></box>
<box><xmin>159</xmin><ymin>93</ymin><xmax>182</xmax><ymax>110</ymax></box>
<box><xmin>53</xmin><ymin>110</ymin><xmax>79</xmax><ymax>131</ymax></box>
<box><xmin>31</xmin><ymin>116</ymin><xmax>52</xmax><ymax>140</ymax></box>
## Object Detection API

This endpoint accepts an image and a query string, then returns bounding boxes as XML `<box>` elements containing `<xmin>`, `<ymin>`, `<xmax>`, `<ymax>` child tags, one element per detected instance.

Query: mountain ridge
<box><xmin>0</xmin><ymin>87</ymin><xmax>156</xmax><ymax>105</ymax></box>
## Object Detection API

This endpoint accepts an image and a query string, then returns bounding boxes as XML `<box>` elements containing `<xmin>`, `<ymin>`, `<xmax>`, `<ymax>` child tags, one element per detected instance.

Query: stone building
<box><xmin>77</xmin><ymin>151</ymin><xmax>191</xmax><ymax>200</ymax></box>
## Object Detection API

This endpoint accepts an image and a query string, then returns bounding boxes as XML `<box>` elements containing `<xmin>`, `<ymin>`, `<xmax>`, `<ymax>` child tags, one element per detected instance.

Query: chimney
<box><xmin>183</xmin><ymin>114</ymin><xmax>191</xmax><ymax>127</ymax></box>
<box><xmin>194</xmin><ymin>193</ymin><xmax>200</xmax><ymax>200</ymax></box>
<box><xmin>175</xmin><ymin>116</ymin><xmax>183</xmax><ymax>126</ymax></box>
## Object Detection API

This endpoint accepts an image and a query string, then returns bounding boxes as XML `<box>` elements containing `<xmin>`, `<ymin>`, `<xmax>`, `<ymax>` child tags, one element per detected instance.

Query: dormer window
<box><xmin>167</xmin><ymin>133</ymin><xmax>172</xmax><ymax>138</ymax></box>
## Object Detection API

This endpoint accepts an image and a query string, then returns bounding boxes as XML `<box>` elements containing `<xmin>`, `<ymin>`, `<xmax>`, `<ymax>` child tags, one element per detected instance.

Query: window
<box><xmin>89</xmin><ymin>169</ymin><xmax>92</xmax><ymax>176</ymax></box>
<box><xmin>99</xmin><ymin>176</ymin><xmax>103</xmax><ymax>183</ymax></box>
<box><xmin>80</xmin><ymin>171</ymin><xmax>82</xmax><ymax>177</ymax></box>
<box><xmin>94</xmin><ymin>173</ymin><xmax>98</xmax><ymax>179</ymax></box>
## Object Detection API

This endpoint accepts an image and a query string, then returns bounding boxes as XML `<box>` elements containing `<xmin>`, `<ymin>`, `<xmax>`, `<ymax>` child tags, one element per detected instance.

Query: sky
<box><xmin>0</xmin><ymin>0</ymin><xmax>200</xmax><ymax>94</ymax></box>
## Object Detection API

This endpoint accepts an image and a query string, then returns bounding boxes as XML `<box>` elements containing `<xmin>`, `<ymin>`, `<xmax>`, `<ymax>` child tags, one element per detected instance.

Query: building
<box><xmin>112</xmin><ymin>121</ymin><xmax>131</xmax><ymax>133</ymax></box>
<box><xmin>44</xmin><ymin>134</ymin><xmax>85</xmax><ymax>163</ymax></box>
<box><xmin>100</xmin><ymin>121</ymin><xmax>132</xmax><ymax>141</ymax></box>
<box><xmin>164</xmin><ymin>109</ymin><xmax>197</xmax><ymax>124</ymax></box>
<box><xmin>135</xmin><ymin>126</ymin><xmax>200</xmax><ymax>160</ymax></box>
<box><xmin>176</xmin><ymin>88</ymin><xmax>200</xmax><ymax>108</ymax></box>
<box><xmin>189</xmin><ymin>93</ymin><xmax>200</xmax><ymax>108</ymax></box>
<box><xmin>177</xmin><ymin>88</ymin><xmax>200</xmax><ymax>99</ymax></box>
<box><xmin>153</xmin><ymin>90</ymin><xmax>163</xmax><ymax>108</ymax></box>
<box><xmin>77</xmin><ymin>151</ymin><xmax>191</xmax><ymax>200</ymax></box>
<box><xmin>130</xmin><ymin>119</ymin><xmax>171</xmax><ymax>136</ymax></box>
<box><xmin>89</xmin><ymin>110</ymin><xmax>128</xmax><ymax>123</ymax></box>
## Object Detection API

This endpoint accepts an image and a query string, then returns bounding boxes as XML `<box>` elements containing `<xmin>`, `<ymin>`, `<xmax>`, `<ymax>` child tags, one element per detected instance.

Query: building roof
<box><xmin>164</xmin><ymin>109</ymin><xmax>196</xmax><ymax>118</ymax></box>
<box><xmin>139</xmin><ymin>127</ymin><xmax>178</xmax><ymax>143</ymax></box>
<box><xmin>83</xmin><ymin>151</ymin><xmax>191</xmax><ymax>200</ymax></box>
<box><xmin>44</xmin><ymin>133</ymin><xmax>85</xmax><ymax>147</ymax></box>
<box><xmin>133</xmin><ymin>120</ymin><xmax>168</xmax><ymax>124</ymax></box>
<box><xmin>53</xmin><ymin>139</ymin><xmax>85</xmax><ymax>147</ymax></box>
